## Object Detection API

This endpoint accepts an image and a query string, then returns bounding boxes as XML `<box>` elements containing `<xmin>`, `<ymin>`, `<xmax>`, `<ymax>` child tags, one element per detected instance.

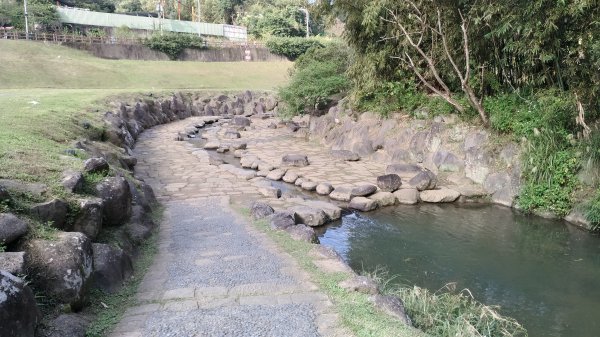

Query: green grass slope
<box><xmin>0</xmin><ymin>40</ymin><xmax>291</xmax><ymax>90</ymax></box>
<box><xmin>0</xmin><ymin>40</ymin><xmax>290</xmax><ymax>190</ymax></box>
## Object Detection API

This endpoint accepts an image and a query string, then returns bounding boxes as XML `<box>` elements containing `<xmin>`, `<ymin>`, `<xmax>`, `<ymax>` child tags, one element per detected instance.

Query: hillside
<box><xmin>0</xmin><ymin>39</ymin><xmax>290</xmax><ymax>189</ymax></box>
<box><xmin>0</xmin><ymin>40</ymin><xmax>291</xmax><ymax>90</ymax></box>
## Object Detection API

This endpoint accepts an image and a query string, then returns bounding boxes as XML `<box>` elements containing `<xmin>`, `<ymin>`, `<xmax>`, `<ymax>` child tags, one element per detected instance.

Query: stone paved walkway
<box><xmin>110</xmin><ymin>119</ymin><xmax>347</xmax><ymax>337</ymax></box>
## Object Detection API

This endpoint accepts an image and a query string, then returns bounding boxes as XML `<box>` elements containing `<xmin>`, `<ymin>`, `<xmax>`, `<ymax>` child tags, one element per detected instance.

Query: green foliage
<box><xmin>241</xmin><ymin>0</ymin><xmax>308</xmax><ymax>38</ymax></box>
<box><xmin>265</xmin><ymin>36</ymin><xmax>324</xmax><ymax>60</ymax></box>
<box><xmin>486</xmin><ymin>90</ymin><xmax>577</xmax><ymax>137</ymax></box>
<box><xmin>28</xmin><ymin>221</ymin><xmax>59</xmax><ymax>240</ymax></box>
<box><xmin>393</xmin><ymin>284</ymin><xmax>527</xmax><ymax>337</ymax></box>
<box><xmin>67</xmin><ymin>0</ymin><xmax>115</xmax><ymax>13</ymax></box>
<box><xmin>143</xmin><ymin>33</ymin><xmax>206</xmax><ymax>60</ymax></box>
<box><xmin>0</xmin><ymin>0</ymin><xmax>60</xmax><ymax>31</ymax></box>
<box><xmin>584</xmin><ymin>190</ymin><xmax>600</xmax><ymax>231</ymax></box>
<box><xmin>518</xmin><ymin>129</ymin><xmax>580</xmax><ymax>216</ymax></box>
<box><xmin>82</xmin><ymin>171</ymin><xmax>109</xmax><ymax>195</ymax></box>
<box><xmin>278</xmin><ymin>42</ymin><xmax>349</xmax><ymax>116</ymax></box>
<box><xmin>581</xmin><ymin>129</ymin><xmax>600</xmax><ymax>171</ymax></box>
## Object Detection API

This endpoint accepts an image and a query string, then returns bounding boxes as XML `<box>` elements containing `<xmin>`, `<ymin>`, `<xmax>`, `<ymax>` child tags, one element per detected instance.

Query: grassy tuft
<box><xmin>28</xmin><ymin>221</ymin><xmax>60</xmax><ymax>241</ymax></box>
<box><xmin>391</xmin><ymin>284</ymin><xmax>527</xmax><ymax>337</ymax></box>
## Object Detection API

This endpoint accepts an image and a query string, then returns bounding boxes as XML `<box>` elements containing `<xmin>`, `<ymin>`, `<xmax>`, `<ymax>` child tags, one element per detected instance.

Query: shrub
<box><xmin>265</xmin><ymin>37</ymin><xmax>325</xmax><ymax>60</ymax></box>
<box><xmin>143</xmin><ymin>33</ymin><xmax>206</xmax><ymax>60</ymax></box>
<box><xmin>486</xmin><ymin>90</ymin><xmax>576</xmax><ymax>138</ymax></box>
<box><xmin>518</xmin><ymin>129</ymin><xmax>579</xmax><ymax>216</ymax></box>
<box><xmin>278</xmin><ymin>42</ymin><xmax>350</xmax><ymax>116</ymax></box>
<box><xmin>585</xmin><ymin>190</ymin><xmax>600</xmax><ymax>231</ymax></box>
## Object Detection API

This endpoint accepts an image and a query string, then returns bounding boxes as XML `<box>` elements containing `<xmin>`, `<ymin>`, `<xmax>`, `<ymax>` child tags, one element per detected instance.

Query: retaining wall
<box><xmin>63</xmin><ymin>42</ymin><xmax>287</xmax><ymax>62</ymax></box>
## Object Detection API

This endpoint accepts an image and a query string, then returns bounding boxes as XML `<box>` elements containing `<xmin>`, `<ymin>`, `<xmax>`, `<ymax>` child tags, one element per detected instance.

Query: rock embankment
<box><xmin>0</xmin><ymin>90</ymin><xmax>278</xmax><ymax>336</ymax></box>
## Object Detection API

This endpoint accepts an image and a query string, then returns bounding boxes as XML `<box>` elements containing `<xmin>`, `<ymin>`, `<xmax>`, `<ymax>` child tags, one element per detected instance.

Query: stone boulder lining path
<box><xmin>111</xmin><ymin>119</ymin><xmax>348</xmax><ymax>337</ymax></box>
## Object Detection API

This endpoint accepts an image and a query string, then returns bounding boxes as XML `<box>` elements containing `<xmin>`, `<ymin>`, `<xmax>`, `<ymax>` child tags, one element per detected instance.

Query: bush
<box><xmin>278</xmin><ymin>42</ymin><xmax>350</xmax><ymax>116</ymax></box>
<box><xmin>585</xmin><ymin>190</ymin><xmax>600</xmax><ymax>231</ymax></box>
<box><xmin>518</xmin><ymin>129</ymin><xmax>579</xmax><ymax>216</ymax></box>
<box><xmin>143</xmin><ymin>33</ymin><xmax>206</xmax><ymax>60</ymax></box>
<box><xmin>486</xmin><ymin>90</ymin><xmax>576</xmax><ymax>138</ymax></box>
<box><xmin>265</xmin><ymin>37</ymin><xmax>325</xmax><ymax>60</ymax></box>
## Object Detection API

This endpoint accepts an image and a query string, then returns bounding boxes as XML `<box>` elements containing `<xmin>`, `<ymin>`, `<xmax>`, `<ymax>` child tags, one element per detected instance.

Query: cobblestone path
<box><xmin>109</xmin><ymin>119</ymin><xmax>346</xmax><ymax>337</ymax></box>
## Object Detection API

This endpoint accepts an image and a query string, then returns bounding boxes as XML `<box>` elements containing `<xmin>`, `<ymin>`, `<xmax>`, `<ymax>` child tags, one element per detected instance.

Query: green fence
<box><xmin>56</xmin><ymin>7</ymin><xmax>247</xmax><ymax>41</ymax></box>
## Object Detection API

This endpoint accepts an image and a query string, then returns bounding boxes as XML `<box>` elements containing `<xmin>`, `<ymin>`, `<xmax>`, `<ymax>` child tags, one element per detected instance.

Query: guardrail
<box><xmin>1</xmin><ymin>31</ymin><xmax>265</xmax><ymax>48</ymax></box>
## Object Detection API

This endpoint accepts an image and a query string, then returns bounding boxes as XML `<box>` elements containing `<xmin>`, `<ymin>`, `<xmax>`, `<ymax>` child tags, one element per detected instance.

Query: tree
<box><xmin>383</xmin><ymin>1</ymin><xmax>489</xmax><ymax>125</ymax></box>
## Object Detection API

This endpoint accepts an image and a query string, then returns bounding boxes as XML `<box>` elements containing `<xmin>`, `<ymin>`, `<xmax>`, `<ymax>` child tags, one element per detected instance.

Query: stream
<box><xmin>316</xmin><ymin>204</ymin><xmax>600</xmax><ymax>337</ymax></box>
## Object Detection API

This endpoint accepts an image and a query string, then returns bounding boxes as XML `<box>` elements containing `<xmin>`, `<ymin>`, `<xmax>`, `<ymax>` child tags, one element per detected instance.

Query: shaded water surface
<box><xmin>316</xmin><ymin>204</ymin><xmax>600</xmax><ymax>337</ymax></box>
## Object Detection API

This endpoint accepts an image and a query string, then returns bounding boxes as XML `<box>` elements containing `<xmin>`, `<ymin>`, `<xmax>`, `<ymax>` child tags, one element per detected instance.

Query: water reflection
<box><xmin>317</xmin><ymin>204</ymin><xmax>600</xmax><ymax>336</ymax></box>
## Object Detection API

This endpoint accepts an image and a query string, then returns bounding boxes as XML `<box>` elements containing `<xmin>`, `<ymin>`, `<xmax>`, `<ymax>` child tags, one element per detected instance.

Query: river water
<box><xmin>316</xmin><ymin>204</ymin><xmax>600</xmax><ymax>337</ymax></box>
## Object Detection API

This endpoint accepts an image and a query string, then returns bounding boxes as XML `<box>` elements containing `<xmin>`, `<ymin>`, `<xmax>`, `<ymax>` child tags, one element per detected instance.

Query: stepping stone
<box><xmin>349</xmin><ymin>197</ymin><xmax>378</xmax><ymax>212</ymax></box>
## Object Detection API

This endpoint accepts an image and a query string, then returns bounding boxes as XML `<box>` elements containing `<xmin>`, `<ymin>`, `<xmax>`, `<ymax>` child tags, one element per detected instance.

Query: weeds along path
<box><xmin>110</xmin><ymin>118</ymin><xmax>344</xmax><ymax>337</ymax></box>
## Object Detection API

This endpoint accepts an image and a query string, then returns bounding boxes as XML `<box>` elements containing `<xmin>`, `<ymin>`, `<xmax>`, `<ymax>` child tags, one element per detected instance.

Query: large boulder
<box><xmin>0</xmin><ymin>252</ymin><xmax>25</xmax><ymax>275</ymax></box>
<box><xmin>0</xmin><ymin>179</ymin><xmax>47</xmax><ymax>198</ymax></box>
<box><xmin>316</xmin><ymin>183</ymin><xmax>334</xmax><ymax>195</ymax></box>
<box><xmin>61</xmin><ymin>171</ymin><xmax>84</xmax><ymax>193</ymax></box>
<box><xmin>291</xmin><ymin>206</ymin><xmax>327</xmax><ymax>227</ymax></box>
<box><xmin>349</xmin><ymin>197</ymin><xmax>378</xmax><ymax>212</ymax></box>
<box><xmin>257</xmin><ymin>186</ymin><xmax>281</xmax><ymax>199</ymax></box>
<box><xmin>285</xmin><ymin>224</ymin><xmax>319</xmax><ymax>244</ymax></box>
<box><xmin>37</xmin><ymin>314</ymin><xmax>90</xmax><ymax>337</ymax></box>
<box><xmin>270</xmin><ymin>211</ymin><xmax>296</xmax><ymax>230</ymax></box>
<box><xmin>302</xmin><ymin>201</ymin><xmax>342</xmax><ymax>221</ymax></box>
<box><xmin>266</xmin><ymin>168</ymin><xmax>287</xmax><ymax>181</ymax></box>
<box><xmin>240</xmin><ymin>155</ymin><xmax>259</xmax><ymax>168</ymax></box>
<box><xmin>233</xmin><ymin>116</ymin><xmax>251</xmax><ymax>127</ymax></box>
<box><xmin>25</xmin><ymin>232</ymin><xmax>93</xmax><ymax>306</ymax></box>
<box><xmin>95</xmin><ymin>177</ymin><xmax>132</xmax><ymax>226</ymax></box>
<box><xmin>83</xmin><ymin>157</ymin><xmax>109</xmax><ymax>174</ymax></box>
<box><xmin>408</xmin><ymin>170</ymin><xmax>437</xmax><ymax>191</ymax></box>
<box><xmin>0</xmin><ymin>185</ymin><xmax>10</xmax><ymax>202</ymax></box>
<box><xmin>224</xmin><ymin>131</ymin><xmax>241</xmax><ymax>139</ymax></box>
<box><xmin>351</xmin><ymin>184</ymin><xmax>378</xmax><ymax>197</ymax></box>
<box><xmin>483</xmin><ymin>172</ymin><xmax>518</xmax><ymax>207</ymax></box>
<box><xmin>370</xmin><ymin>192</ymin><xmax>397</xmax><ymax>207</ymax></box>
<box><xmin>91</xmin><ymin>243</ymin><xmax>133</xmax><ymax>293</ymax></box>
<box><xmin>370</xmin><ymin>294</ymin><xmax>412</xmax><ymax>326</ymax></box>
<box><xmin>30</xmin><ymin>199</ymin><xmax>69</xmax><ymax>230</ymax></box>
<box><xmin>0</xmin><ymin>271</ymin><xmax>41</xmax><ymax>337</ymax></box>
<box><xmin>393</xmin><ymin>189</ymin><xmax>419</xmax><ymax>205</ymax></box>
<box><xmin>433</xmin><ymin>150</ymin><xmax>464</xmax><ymax>172</ymax></box>
<box><xmin>0</xmin><ymin>213</ymin><xmax>28</xmax><ymax>245</ymax></box>
<box><xmin>330</xmin><ymin>150</ymin><xmax>360</xmax><ymax>162</ymax></box>
<box><xmin>301</xmin><ymin>180</ymin><xmax>318</xmax><ymax>191</ymax></box>
<box><xmin>282</xmin><ymin>171</ymin><xmax>299</xmax><ymax>183</ymax></box>
<box><xmin>376</xmin><ymin>174</ymin><xmax>402</xmax><ymax>192</ymax></box>
<box><xmin>420</xmin><ymin>188</ymin><xmax>461</xmax><ymax>203</ymax></box>
<box><xmin>329</xmin><ymin>187</ymin><xmax>352</xmax><ymax>202</ymax></box>
<box><xmin>281</xmin><ymin>154</ymin><xmax>309</xmax><ymax>167</ymax></box>
<box><xmin>250</xmin><ymin>202</ymin><xmax>274</xmax><ymax>220</ymax></box>
<box><xmin>385</xmin><ymin>164</ymin><xmax>423</xmax><ymax>178</ymax></box>
<box><xmin>72</xmin><ymin>198</ymin><xmax>104</xmax><ymax>240</ymax></box>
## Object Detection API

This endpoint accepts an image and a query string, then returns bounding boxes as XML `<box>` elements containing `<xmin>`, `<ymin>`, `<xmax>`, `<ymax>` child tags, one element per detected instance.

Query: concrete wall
<box><xmin>63</xmin><ymin>42</ymin><xmax>287</xmax><ymax>62</ymax></box>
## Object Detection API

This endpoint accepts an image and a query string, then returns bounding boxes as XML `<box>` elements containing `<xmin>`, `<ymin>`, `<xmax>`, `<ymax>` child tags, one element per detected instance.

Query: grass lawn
<box><xmin>0</xmin><ymin>40</ymin><xmax>290</xmax><ymax>192</ymax></box>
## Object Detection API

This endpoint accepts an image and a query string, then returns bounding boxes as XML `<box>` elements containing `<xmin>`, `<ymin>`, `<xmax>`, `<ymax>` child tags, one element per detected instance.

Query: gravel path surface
<box><xmin>109</xmin><ymin>118</ymin><xmax>346</xmax><ymax>337</ymax></box>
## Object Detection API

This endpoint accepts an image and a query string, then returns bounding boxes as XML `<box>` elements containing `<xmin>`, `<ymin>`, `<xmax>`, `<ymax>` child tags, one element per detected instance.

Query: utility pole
<box><xmin>197</xmin><ymin>0</ymin><xmax>201</xmax><ymax>22</ymax></box>
<box><xmin>298</xmin><ymin>7</ymin><xmax>309</xmax><ymax>38</ymax></box>
<box><xmin>23</xmin><ymin>0</ymin><xmax>29</xmax><ymax>39</ymax></box>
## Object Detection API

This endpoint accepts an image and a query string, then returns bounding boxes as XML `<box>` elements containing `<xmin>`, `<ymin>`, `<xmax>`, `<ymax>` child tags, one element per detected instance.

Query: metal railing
<box><xmin>1</xmin><ymin>31</ymin><xmax>265</xmax><ymax>48</ymax></box>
